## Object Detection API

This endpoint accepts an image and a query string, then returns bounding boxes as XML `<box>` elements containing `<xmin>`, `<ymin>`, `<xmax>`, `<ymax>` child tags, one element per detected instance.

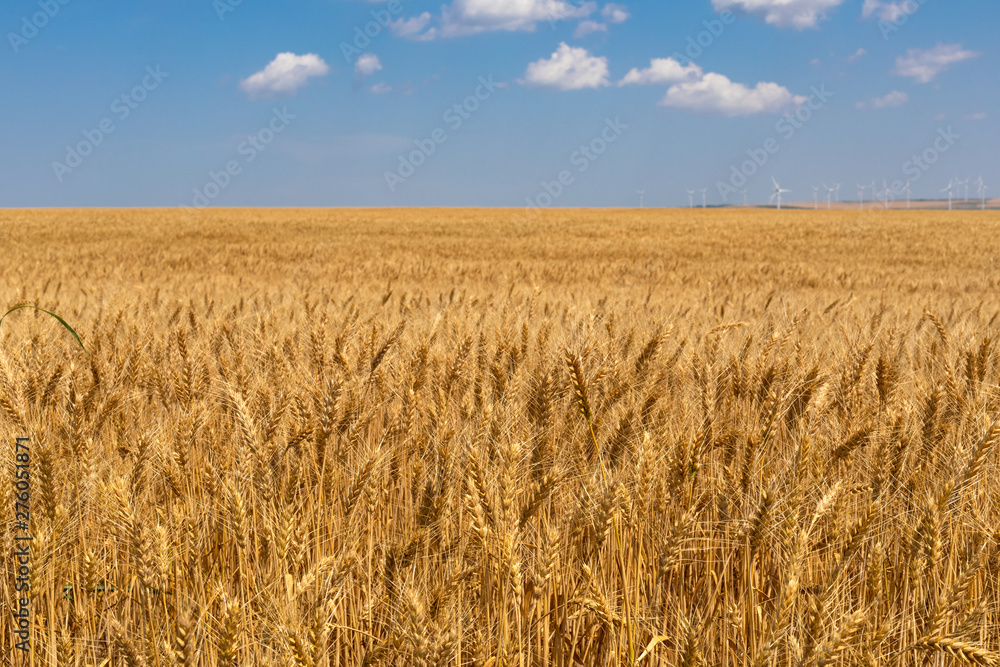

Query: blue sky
<box><xmin>1</xmin><ymin>0</ymin><xmax>995</xmax><ymax>208</ymax></box>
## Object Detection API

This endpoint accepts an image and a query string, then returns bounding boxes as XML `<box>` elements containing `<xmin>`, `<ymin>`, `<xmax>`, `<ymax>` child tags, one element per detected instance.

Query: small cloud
<box><xmin>893</xmin><ymin>43</ymin><xmax>980</xmax><ymax>84</ymax></box>
<box><xmin>601</xmin><ymin>3</ymin><xmax>630</xmax><ymax>23</ymax></box>
<box><xmin>619</xmin><ymin>58</ymin><xmax>703</xmax><ymax>86</ymax></box>
<box><xmin>355</xmin><ymin>54</ymin><xmax>383</xmax><ymax>79</ymax></box>
<box><xmin>370</xmin><ymin>83</ymin><xmax>392</xmax><ymax>94</ymax></box>
<box><xmin>810</xmin><ymin>58</ymin><xmax>822</xmax><ymax>66</ymax></box>
<box><xmin>712</xmin><ymin>0</ymin><xmax>846</xmax><ymax>29</ymax></box>
<box><xmin>573</xmin><ymin>4</ymin><xmax>628</xmax><ymax>36</ymax></box>
<box><xmin>847</xmin><ymin>48</ymin><xmax>866</xmax><ymax>63</ymax></box>
<box><xmin>389</xmin><ymin>12</ymin><xmax>436</xmax><ymax>40</ymax></box>
<box><xmin>856</xmin><ymin>90</ymin><xmax>909</xmax><ymax>110</ymax></box>
<box><xmin>574</xmin><ymin>20</ymin><xmax>607</xmax><ymax>37</ymax></box>
<box><xmin>660</xmin><ymin>72</ymin><xmax>807</xmax><ymax>116</ymax></box>
<box><xmin>862</xmin><ymin>0</ymin><xmax>908</xmax><ymax>22</ymax></box>
<box><xmin>434</xmin><ymin>0</ymin><xmax>596</xmax><ymax>39</ymax></box>
<box><xmin>932</xmin><ymin>113</ymin><xmax>947</xmax><ymax>121</ymax></box>
<box><xmin>520</xmin><ymin>43</ymin><xmax>610</xmax><ymax>91</ymax></box>
<box><xmin>240</xmin><ymin>52</ymin><xmax>329</xmax><ymax>99</ymax></box>
<box><xmin>964</xmin><ymin>112</ymin><xmax>987</xmax><ymax>121</ymax></box>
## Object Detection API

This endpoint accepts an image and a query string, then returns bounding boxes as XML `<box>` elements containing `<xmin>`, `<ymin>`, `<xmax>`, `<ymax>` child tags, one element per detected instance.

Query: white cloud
<box><xmin>617</xmin><ymin>55</ymin><xmax>803</xmax><ymax>116</ymax></box>
<box><xmin>389</xmin><ymin>12</ymin><xmax>437</xmax><ymax>40</ymax></box>
<box><xmin>573</xmin><ymin>3</ymin><xmax>629</xmax><ymax>36</ymax></box>
<box><xmin>574</xmin><ymin>20</ymin><xmax>607</xmax><ymax>37</ymax></box>
<box><xmin>355</xmin><ymin>54</ymin><xmax>383</xmax><ymax>78</ymax></box>
<box><xmin>862</xmin><ymin>0</ymin><xmax>908</xmax><ymax>22</ymax></box>
<box><xmin>964</xmin><ymin>112</ymin><xmax>987</xmax><ymax>121</ymax></box>
<box><xmin>659</xmin><ymin>73</ymin><xmax>807</xmax><ymax>116</ymax></box>
<box><xmin>370</xmin><ymin>83</ymin><xmax>392</xmax><ymax>94</ymax></box>
<box><xmin>520</xmin><ymin>43</ymin><xmax>610</xmax><ymax>90</ymax></box>
<box><xmin>240</xmin><ymin>53</ymin><xmax>329</xmax><ymax>99</ymax></box>
<box><xmin>619</xmin><ymin>58</ymin><xmax>703</xmax><ymax>86</ymax></box>
<box><xmin>893</xmin><ymin>43</ymin><xmax>980</xmax><ymax>83</ymax></box>
<box><xmin>855</xmin><ymin>90</ymin><xmax>908</xmax><ymax>110</ymax></box>
<box><xmin>847</xmin><ymin>48</ymin><xmax>866</xmax><ymax>63</ymax></box>
<box><xmin>601</xmin><ymin>3</ymin><xmax>630</xmax><ymax>23</ymax></box>
<box><xmin>712</xmin><ymin>0</ymin><xmax>845</xmax><ymax>29</ymax></box>
<box><xmin>393</xmin><ymin>0</ymin><xmax>597</xmax><ymax>39</ymax></box>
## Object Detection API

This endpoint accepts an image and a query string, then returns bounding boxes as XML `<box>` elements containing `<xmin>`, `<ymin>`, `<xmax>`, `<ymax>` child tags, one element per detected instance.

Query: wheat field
<box><xmin>2</xmin><ymin>208</ymin><xmax>1000</xmax><ymax>667</ymax></box>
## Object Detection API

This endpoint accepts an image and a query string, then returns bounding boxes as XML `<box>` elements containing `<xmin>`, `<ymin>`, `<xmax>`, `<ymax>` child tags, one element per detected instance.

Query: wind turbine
<box><xmin>976</xmin><ymin>176</ymin><xmax>986</xmax><ymax>210</ymax></box>
<box><xmin>904</xmin><ymin>181</ymin><xmax>911</xmax><ymax>209</ymax></box>
<box><xmin>881</xmin><ymin>180</ymin><xmax>894</xmax><ymax>209</ymax></box>
<box><xmin>812</xmin><ymin>186</ymin><xmax>819</xmax><ymax>210</ymax></box>
<box><xmin>941</xmin><ymin>179</ymin><xmax>954</xmax><ymax>210</ymax></box>
<box><xmin>822</xmin><ymin>183</ymin><xmax>834</xmax><ymax>210</ymax></box>
<box><xmin>700</xmin><ymin>188</ymin><xmax>708</xmax><ymax>209</ymax></box>
<box><xmin>770</xmin><ymin>177</ymin><xmax>790</xmax><ymax>210</ymax></box>
<box><xmin>686</xmin><ymin>189</ymin><xmax>695</xmax><ymax>208</ymax></box>
<box><xmin>742</xmin><ymin>190</ymin><xmax>748</xmax><ymax>207</ymax></box>
<box><xmin>857</xmin><ymin>184</ymin><xmax>866</xmax><ymax>209</ymax></box>
<box><xmin>833</xmin><ymin>183</ymin><xmax>841</xmax><ymax>203</ymax></box>
<box><xmin>960</xmin><ymin>177</ymin><xmax>971</xmax><ymax>202</ymax></box>
<box><xmin>637</xmin><ymin>190</ymin><xmax>645</xmax><ymax>209</ymax></box>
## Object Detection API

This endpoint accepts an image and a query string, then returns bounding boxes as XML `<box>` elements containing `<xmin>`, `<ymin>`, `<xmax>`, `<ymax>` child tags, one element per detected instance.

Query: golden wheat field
<box><xmin>2</xmin><ymin>208</ymin><xmax>1000</xmax><ymax>667</ymax></box>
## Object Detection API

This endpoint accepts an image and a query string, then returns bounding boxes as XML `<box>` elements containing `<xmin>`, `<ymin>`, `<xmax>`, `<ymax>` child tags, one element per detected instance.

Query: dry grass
<box><xmin>1</xmin><ymin>207</ymin><xmax>1000</xmax><ymax>666</ymax></box>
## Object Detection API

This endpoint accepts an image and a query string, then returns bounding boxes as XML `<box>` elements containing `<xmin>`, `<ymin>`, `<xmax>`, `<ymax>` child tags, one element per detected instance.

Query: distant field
<box><xmin>781</xmin><ymin>199</ymin><xmax>998</xmax><ymax>211</ymax></box>
<box><xmin>2</xmin><ymin>209</ymin><xmax>1000</xmax><ymax>666</ymax></box>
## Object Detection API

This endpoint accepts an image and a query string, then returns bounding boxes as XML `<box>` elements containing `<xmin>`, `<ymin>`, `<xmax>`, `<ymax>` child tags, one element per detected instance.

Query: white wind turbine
<box><xmin>942</xmin><ymin>179</ymin><xmax>954</xmax><ymax>210</ymax></box>
<box><xmin>881</xmin><ymin>180</ymin><xmax>894</xmax><ymax>209</ymax></box>
<box><xmin>686</xmin><ymin>189</ymin><xmax>695</xmax><ymax>208</ymax></box>
<box><xmin>770</xmin><ymin>177</ymin><xmax>790</xmax><ymax>210</ymax></box>
<box><xmin>742</xmin><ymin>189</ymin><xmax>748</xmax><ymax>207</ymax></box>
<box><xmin>700</xmin><ymin>188</ymin><xmax>708</xmax><ymax>208</ymax></box>
<box><xmin>976</xmin><ymin>176</ymin><xmax>987</xmax><ymax>210</ymax></box>
<box><xmin>812</xmin><ymin>186</ymin><xmax>819</xmax><ymax>210</ymax></box>
<box><xmin>904</xmin><ymin>181</ymin><xmax>911</xmax><ymax>209</ymax></box>
<box><xmin>637</xmin><ymin>190</ymin><xmax>645</xmax><ymax>209</ymax></box>
<box><xmin>961</xmin><ymin>177</ymin><xmax>971</xmax><ymax>202</ymax></box>
<box><xmin>833</xmin><ymin>183</ymin><xmax>841</xmax><ymax>203</ymax></box>
<box><xmin>822</xmin><ymin>183</ymin><xmax>834</xmax><ymax>209</ymax></box>
<box><xmin>857</xmin><ymin>184</ymin><xmax>866</xmax><ymax>209</ymax></box>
